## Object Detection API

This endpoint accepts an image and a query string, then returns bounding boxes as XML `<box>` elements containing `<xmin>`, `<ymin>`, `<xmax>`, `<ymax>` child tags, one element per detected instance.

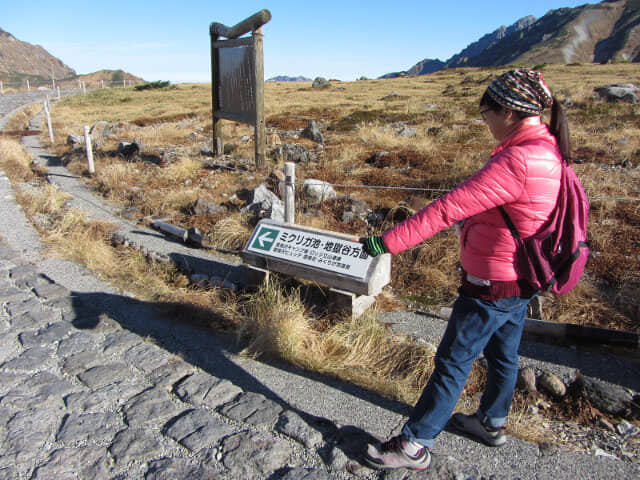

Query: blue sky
<box><xmin>4</xmin><ymin>0</ymin><xmax>592</xmax><ymax>82</ymax></box>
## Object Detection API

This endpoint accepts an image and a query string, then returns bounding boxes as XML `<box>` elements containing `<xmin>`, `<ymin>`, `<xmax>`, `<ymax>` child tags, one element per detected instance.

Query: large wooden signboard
<box><xmin>210</xmin><ymin>10</ymin><xmax>271</xmax><ymax>168</ymax></box>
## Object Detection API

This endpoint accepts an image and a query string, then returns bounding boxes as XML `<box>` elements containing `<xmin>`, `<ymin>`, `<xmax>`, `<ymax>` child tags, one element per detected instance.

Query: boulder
<box><xmin>301</xmin><ymin>121</ymin><xmax>324</xmax><ymax>144</ymax></box>
<box><xmin>365</xmin><ymin>151</ymin><xmax>391</xmax><ymax>168</ymax></box>
<box><xmin>89</xmin><ymin>121</ymin><xmax>110</xmax><ymax>146</ymax></box>
<box><xmin>303</xmin><ymin>179</ymin><xmax>337</xmax><ymax>204</ymax></box>
<box><xmin>593</xmin><ymin>84</ymin><xmax>639</xmax><ymax>104</ymax></box>
<box><xmin>517</xmin><ymin>366</ymin><xmax>537</xmax><ymax>393</ymax></box>
<box><xmin>66</xmin><ymin>134</ymin><xmax>83</xmax><ymax>146</ymax></box>
<box><xmin>312</xmin><ymin>77</ymin><xmax>330</xmax><ymax>89</ymax></box>
<box><xmin>338</xmin><ymin>197</ymin><xmax>370</xmax><ymax>225</ymax></box>
<box><xmin>241</xmin><ymin>183</ymin><xmax>285</xmax><ymax>222</ymax></box>
<box><xmin>574</xmin><ymin>376</ymin><xmax>634</xmax><ymax>415</ymax></box>
<box><xmin>538</xmin><ymin>371</ymin><xmax>566</xmax><ymax>397</ymax></box>
<box><xmin>193</xmin><ymin>198</ymin><xmax>226</xmax><ymax>216</ymax></box>
<box><xmin>271</xmin><ymin>143</ymin><xmax>313</xmax><ymax>163</ymax></box>
<box><xmin>117</xmin><ymin>141</ymin><xmax>141</xmax><ymax>161</ymax></box>
<box><xmin>397</xmin><ymin>126</ymin><xmax>417</xmax><ymax>138</ymax></box>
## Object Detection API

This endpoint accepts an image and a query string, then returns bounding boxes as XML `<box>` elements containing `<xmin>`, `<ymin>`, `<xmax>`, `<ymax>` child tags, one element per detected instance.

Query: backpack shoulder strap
<box><xmin>498</xmin><ymin>206</ymin><xmax>521</xmax><ymax>239</ymax></box>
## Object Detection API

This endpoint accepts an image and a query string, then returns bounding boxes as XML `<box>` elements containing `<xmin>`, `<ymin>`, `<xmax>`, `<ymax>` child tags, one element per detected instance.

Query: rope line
<box><xmin>210</xmin><ymin>163</ymin><xmax>640</xmax><ymax>202</ymax></box>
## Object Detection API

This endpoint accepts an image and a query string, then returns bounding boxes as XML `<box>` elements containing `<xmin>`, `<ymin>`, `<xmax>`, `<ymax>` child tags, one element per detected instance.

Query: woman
<box><xmin>361</xmin><ymin>69</ymin><xmax>569</xmax><ymax>470</ymax></box>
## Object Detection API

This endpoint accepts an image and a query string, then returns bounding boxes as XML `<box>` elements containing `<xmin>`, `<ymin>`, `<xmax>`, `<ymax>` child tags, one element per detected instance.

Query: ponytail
<box><xmin>550</xmin><ymin>99</ymin><xmax>571</xmax><ymax>163</ymax></box>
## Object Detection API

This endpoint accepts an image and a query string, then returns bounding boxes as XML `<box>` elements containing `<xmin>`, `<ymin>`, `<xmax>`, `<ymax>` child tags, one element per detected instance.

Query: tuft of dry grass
<box><xmin>0</xmin><ymin>138</ymin><xmax>37</xmax><ymax>182</ymax></box>
<box><xmin>209</xmin><ymin>212</ymin><xmax>253</xmax><ymax>252</ymax></box>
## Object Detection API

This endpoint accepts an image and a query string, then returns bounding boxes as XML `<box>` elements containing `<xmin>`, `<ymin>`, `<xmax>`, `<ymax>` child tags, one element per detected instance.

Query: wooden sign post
<box><xmin>210</xmin><ymin>10</ymin><xmax>271</xmax><ymax>169</ymax></box>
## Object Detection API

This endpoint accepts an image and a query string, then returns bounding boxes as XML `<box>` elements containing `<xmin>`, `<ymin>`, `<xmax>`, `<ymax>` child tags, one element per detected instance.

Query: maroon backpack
<box><xmin>499</xmin><ymin>160</ymin><xmax>589</xmax><ymax>294</ymax></box>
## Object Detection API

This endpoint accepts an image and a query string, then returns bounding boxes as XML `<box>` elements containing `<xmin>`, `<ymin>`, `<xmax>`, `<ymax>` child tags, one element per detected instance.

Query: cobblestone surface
<box><xmin>0</xmin><ymin>91</ymin><xmax>638</xmax><ymax>479</ymax></box>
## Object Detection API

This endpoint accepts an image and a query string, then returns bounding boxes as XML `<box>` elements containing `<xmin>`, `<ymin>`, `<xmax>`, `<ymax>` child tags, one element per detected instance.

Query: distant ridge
<box><xmin>267</xmin><ymin>75</ymin><xmax>312</xmax><ymax>82</ymax></box>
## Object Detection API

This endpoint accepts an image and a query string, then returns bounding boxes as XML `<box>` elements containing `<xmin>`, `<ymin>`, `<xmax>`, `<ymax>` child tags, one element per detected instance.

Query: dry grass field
<box><xmin>2</xmin><ymin>63</ymin><xmax>639</xmax><ymax>448</ymax></box>
<box><xmin>44</xmin><ymin>63</ymin><xmax>640</xmax><ymax>333</ymax></box>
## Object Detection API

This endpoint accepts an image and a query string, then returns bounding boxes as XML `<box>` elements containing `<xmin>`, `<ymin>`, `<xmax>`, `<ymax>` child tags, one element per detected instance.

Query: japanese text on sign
<box><xmin>247</xmin><ymin>225</ymin><xmax>372</xmax><ymax>279</ymax></box>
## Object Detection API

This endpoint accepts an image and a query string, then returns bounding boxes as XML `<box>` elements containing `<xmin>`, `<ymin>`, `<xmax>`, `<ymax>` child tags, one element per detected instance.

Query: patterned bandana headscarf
<box><xmin>486</xmin><ymin>69</ymin><xmax>553</xmax><ymax>114</ymax></box>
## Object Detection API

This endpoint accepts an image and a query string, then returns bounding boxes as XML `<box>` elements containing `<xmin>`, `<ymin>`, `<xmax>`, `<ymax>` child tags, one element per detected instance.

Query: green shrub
<box><xmin>134</xmin><ymin>81</ymin><xmax>171</xmax><ymax>91</ymax></box>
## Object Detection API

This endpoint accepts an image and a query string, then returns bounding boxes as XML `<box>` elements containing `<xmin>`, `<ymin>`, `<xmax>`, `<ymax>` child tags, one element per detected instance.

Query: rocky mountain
<box><xmin>0</xmin><ymin>28</ymin><xmax>143</xmax><ymax>89</ymax></box>
<box><xmin>385</xmin><ymin>0</ymin><xmax>640</xmax><ymax>78</ymax></box>
<box><xmin>0</xmin><ymin>27</ymin><xmax>75</xmax><ymax>82</ymax></box>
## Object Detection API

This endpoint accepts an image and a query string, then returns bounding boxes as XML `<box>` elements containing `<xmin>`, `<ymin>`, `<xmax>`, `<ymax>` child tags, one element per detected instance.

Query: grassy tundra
<box><xmin>1</xmin><ymin>63</ymin><xmax>639</xmax><ymax>447</ymax></box>
<box><xmin>42</xmin><ymin>63</ymin><xmax>640</xmax><ymax>333</ymax></box>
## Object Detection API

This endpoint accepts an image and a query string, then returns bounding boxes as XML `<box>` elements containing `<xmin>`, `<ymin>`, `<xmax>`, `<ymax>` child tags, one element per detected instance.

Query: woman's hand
<box><xmin>359</xmin><ymin>236</ymin><xmax>388</xmax><ymax>257</ymax></box>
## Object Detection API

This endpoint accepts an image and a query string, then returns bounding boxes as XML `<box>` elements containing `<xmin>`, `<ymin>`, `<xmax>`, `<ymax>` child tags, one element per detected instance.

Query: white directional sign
<box><xmin>245</xmin><ymin>221</ymin><xmax>372</xmax><ymax>279</ymax></box>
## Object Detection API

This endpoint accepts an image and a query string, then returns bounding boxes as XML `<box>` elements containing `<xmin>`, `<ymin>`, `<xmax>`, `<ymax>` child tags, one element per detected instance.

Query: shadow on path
<box><xmin>66</xmin><ymin>289</ymin><xmax>405</xmax><ymax>467</ymax></box>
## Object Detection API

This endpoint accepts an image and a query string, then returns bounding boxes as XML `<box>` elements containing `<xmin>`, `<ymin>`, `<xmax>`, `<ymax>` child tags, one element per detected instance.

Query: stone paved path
<box><xmin>1</xmin><ymin>92</ymin><xmax>638</xmax><ymax>479</ymax></box>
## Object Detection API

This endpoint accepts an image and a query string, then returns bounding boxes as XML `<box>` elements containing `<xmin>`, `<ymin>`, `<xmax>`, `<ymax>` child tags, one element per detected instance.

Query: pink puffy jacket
<box><xmin>382</xmin><ymin>117</ymin><xmax>562</xmax><ymax>282</ymax></box>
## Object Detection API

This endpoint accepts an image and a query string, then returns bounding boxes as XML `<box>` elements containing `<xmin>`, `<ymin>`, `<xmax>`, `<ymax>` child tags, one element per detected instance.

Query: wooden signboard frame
<box><xmin>210</xmin><ymin>9</ymin><xmax>271</xmax><ymax>168</ymax></box>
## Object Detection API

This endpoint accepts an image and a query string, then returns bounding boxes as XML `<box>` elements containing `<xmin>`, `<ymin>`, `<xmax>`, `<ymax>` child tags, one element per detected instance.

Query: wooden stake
<box><xmin>253</xmin><ymin>26</ymin><xmax>265</xmax><ymax>169</ymax></box>
<box><xmin>83</xmin><ymin>126</ymin><xmax>95</xmax><ymax>174</ymax></box>
<box><xmin>44</xmin><ymin>101</ymin><xmax>54</xmax><ymax>145</ymax></box>
<box><xmin>285</xmin><ymin>162</ymin><xmax>295</xmax><ymax>224</ymax></box>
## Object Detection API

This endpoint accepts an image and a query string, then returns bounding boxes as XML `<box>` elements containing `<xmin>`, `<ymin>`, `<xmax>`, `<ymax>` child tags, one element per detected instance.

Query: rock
<box><xmin>365</xmin><ymin>151</ymin><xmax>391</xmax><ymax>167</ymax></box>
<box><xmin>123</xmin><ymin>386</ymin><xmax>186</xmax><ymax>426</ymax></box>
<box><xmin>109</xmin><ymin>428</ymin><xmax>164</xmax><ymax>464</ymax></box>
<box><xmin>312</xmin><ymin>77</ymin><xmax>330</xmax><ymax>89</ymax></box>
<box><xmin>31</xmin><ymin>447</ymin><xmax>112</xmax><ymax>479</ymax></box>
<box><xmin>220</xmin><ymin>430</ymin><xmax>294</xmax><ymax>479</ymax></box>
<box><xmin>117</xmin><ymin>141</ymin><xmax>140</xmax><ymax>161</ymax></box>
<box><xmin>66</xmin><ymin>134</ymin><xmax>83</xmax><ymax>146</ymax></box>
<box><xmin>593</xmin><ymin>84</ymin><xmax>639</xmax><ymax>104</ymax></box>
<box><xmin>193</xmin><ymin>198</ymin><xmax>226</xmax><ymax>215</ymax></box>
<box><xmin>276</xmin><ymin>410</ymin><xmax>323</xmax><ymax>448</ymax></box>
<box><xmin>173</xmin><ymin>372</ymin><xmax>242</xmax><ymax>409</ymax></box>
<box><xmin>397</xmin><ymin>126</ymin><xmax>417</xmax><ymax>137</ymax></box>
<box><xmin>517</xmin><ymin>366</ymin><xmax>537</xmax><ymax>392</ymax></box>
<box><xmin>301</xmin><ymin>121</ymin><xmax>324</xmax><ymax>144</ymax></box>
<box><xmin>241</xmin><ymin>183</ymin><xmax>285</xmax><ymax>221</ymax></box>
<box><xmin>538</xmin><ymin>371</ymin><xmax>566</xmax><ymax>397</ymax></box>
<box><xmin>271</xmin><ymin>143</ymin><xmax>314</xmax><ymax>163</ymax></box>
<box><xmin>303</xmin><ymin>179</ymin><xmax>337</xmax><ymax>204</ymax></box>
<box><xmin>616</xmin><ymin>420</ymin><xmax>640</xmax><ymax>437</ymax></box>
<box><xmin>89</xmin><ymin>121</ymin><xmax>110</xmax><ymax>146</ymax></box>
<box><xmin>57</xmin><ymin>412</ymin><xmax>123</xmax><ymax>443</ymax></box>
<box><xmin>574</xmin><ymin>376</ymin><xmax>634</xmax><ymax>415</ymax></box>
<box><xmin>218</xmin><ymin>391</ymin><xmax>283</xmax><ymax>428</ymax></box>
<box><xmin>164</xmin><ymin>408</ymin><xmax>235</xmax><ymax>451</ymax></box>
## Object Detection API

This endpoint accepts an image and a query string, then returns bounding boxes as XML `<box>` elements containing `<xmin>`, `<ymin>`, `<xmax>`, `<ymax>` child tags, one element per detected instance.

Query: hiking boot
<box><xmin>363</xmin><ymin>434</ymin><xmax>431</xmax><ymax>470</ymax></box>
<box><xmin>450</xmin><ymin>412</ymin><xmax>507</xmax><ymax>447</ymax></box>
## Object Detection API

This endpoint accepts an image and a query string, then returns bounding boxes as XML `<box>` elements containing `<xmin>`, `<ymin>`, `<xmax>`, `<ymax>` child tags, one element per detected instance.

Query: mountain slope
<box><xmin>389</xmin><ymin>0</ymin><xmax>640</xmax><ymax>78</ymax></box>
<box><xmin>0</xmin><ymin>27</ymin><xmax>75</xmax><ymax>80</ymax></box>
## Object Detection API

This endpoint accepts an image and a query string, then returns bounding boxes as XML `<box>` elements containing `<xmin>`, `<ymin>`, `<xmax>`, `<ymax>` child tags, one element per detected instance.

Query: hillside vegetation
<box><xmin>43</xmin><ymin>63</ymin><xmax>640</xmax><ymax>334</ymax></box>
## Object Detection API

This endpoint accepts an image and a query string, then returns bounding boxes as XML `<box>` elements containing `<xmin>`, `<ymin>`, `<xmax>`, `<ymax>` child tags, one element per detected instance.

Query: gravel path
<box><xmin>0</xmin><ymin>91</ymin><xmax>638</xmax><ymax>479</ymax></box>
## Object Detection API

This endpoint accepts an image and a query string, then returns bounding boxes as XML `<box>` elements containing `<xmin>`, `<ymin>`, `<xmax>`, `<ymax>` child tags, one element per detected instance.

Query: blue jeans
<box><xmin>402</xmin><ymin>291</ymin><xmax>532</xmax><ymax>448</ymax></box>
